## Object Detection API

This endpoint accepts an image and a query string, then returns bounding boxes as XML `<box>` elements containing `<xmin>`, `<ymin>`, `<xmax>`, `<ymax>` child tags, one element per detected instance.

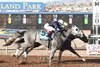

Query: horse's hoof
<box><xmin>82</xmin><ymin>58</ymin><xmax>86</xmax><ymax>62</ymax></box>
<box><xmin>16</xmin><ymin>56</ymin><xmax>19</xmax><ymax>59</ymax></box>
<box><xmin>19</xmin><ymin>61</ymin><xmax>26</xmax><ymax>64</ymax></box>
<box><xmin>58</xmin><ymin>61</ymin><xmax>61</xmax><ymax>64</ymax></box>
<box><xmin>12</xmin><ymin>55</ymin><xmax>16</xmax><ymax>57</ymax></box>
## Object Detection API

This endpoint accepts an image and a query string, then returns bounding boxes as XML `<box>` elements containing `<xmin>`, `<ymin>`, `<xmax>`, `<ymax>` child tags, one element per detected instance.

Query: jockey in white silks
<box><xmin>44</xmin><ymin>22</ymin><xmax>55</xmax><ymax>32</ymax></box>
<box><xmin>44</xmin><ymin>19</ymin><xmax>63</xmax><ymax>32</ymax></box>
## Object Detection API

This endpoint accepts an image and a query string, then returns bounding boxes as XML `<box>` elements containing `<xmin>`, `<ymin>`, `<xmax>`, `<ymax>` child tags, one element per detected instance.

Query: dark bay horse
<box><xmin>4</xmin><ymin>25</ymin><xmax>88</xmax><ymax>65</ymax></box>
<box><xmin>56</xmin><ymin>31</ymin><xmax>88</xmax><ymax>63</ymax></box>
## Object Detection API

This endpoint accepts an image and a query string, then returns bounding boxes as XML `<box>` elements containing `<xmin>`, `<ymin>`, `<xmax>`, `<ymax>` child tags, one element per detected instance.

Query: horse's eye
<box><xmin>76</xmin><ymin>28</ymin><xmax>79</xmax><ymax>31</ymax></box>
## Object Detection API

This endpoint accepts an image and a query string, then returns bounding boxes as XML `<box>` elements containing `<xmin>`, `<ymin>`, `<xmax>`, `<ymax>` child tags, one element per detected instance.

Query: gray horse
<box><xmin>4</xmin><ymin>25</ymin><xmax>88</xmax><ymax>65</ymax></box>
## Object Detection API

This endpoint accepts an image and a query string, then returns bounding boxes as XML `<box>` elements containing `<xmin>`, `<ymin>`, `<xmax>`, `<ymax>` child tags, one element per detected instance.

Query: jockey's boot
<box><xmin>48</xmin><ymin>38</ymin><xmax>51</xmax><ymax>48</ymax></box>
<box><xmin>47</xmin><ymin>31</ymin><xmax>54</xmax><ymax>48</ymax></box>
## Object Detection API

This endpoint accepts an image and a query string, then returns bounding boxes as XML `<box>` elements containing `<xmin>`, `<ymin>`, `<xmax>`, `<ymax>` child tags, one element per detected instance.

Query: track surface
<box><xmin>0</xmin><ymin>30</ymin><xmax>99</xmax><ymax>67</ymax></box>
<box><xmin>0</xmin><ymin>55</ymin><xmax>100</xmax><ymax>67</ymax></box>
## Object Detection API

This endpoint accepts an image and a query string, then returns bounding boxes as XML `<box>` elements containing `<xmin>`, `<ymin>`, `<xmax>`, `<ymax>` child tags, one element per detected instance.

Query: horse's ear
<box><xmin>16</xmin><ymin>31</ymin><xmax>20</xmax><ymax>34</ymax></box>
<box><xmin>16</xmin><ymin>31</ymin><xmax>26</xmax><ymax>35</ymax></box>
<box><xmin>12</xmin><ymin>31</ymin><xmax>21</xmax><ymax>38</ymax></box>
<box><xmin>67</xmin><ymin>24</ymin><xmax>72</xmax><ymax>29</ymax></box>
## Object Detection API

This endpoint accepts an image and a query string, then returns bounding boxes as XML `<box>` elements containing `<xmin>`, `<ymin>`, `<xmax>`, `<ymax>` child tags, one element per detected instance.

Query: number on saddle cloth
<box><xmin>40</xmin><ymin>30</ymin><xmax>49</xmax><ymax>40</ymax></box>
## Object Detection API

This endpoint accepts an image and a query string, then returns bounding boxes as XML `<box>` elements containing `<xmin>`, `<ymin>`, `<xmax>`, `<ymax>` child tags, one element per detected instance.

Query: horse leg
<box><xmin>26</xmin><ymin>47</ymin><xmax>34</xmax><ymax>54</ymax></box>
<box><xmin>49</xmin><ymin>48</ymin><xmax>56</xmax><ymax>65</ymax></box>
<box><xmin>13</xmin><ymin>45</ymin><xmax>20</xmax><ymax>57</ymax></box>
<box><xmin>68</xmin><ymin>47</ymin><xmax>86</xmax><ymax>61</ymax></box>
<box><xmin>58</xmin><ymin>50</ymin><xmax>63</xmax><ymax>63</ymax></box>
<box><xmin>18</xmin><ymin>47</ymin><xmax>29</xmax><ymax>64</ymax></box>
<box><xmin>17</xmin><ymin>47</ymin><xmax>28</xmax><ymax>59</ymax></box>
<box><xmin>13</xmin><ymin>49</ymin><xmax>19</xmax><ymax>57</ymax></box>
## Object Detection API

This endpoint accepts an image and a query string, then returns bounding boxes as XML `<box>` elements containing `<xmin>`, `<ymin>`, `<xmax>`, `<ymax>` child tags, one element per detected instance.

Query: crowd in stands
<box><xmin>45</xmin><ymin>2</ymin><xmax>92</xmax><ymax>12</ymax></box>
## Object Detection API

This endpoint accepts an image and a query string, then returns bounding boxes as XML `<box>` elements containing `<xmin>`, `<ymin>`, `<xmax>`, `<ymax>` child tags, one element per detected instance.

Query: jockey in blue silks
<box><xmin>44</xmin><ymin>19</ymin><xmax>66</xmax><ymax>48</ymax></box>
<box><xmin>44</xmin><ymin>19</ymin><xmax>66</xmax><ymax>38</ymax></box>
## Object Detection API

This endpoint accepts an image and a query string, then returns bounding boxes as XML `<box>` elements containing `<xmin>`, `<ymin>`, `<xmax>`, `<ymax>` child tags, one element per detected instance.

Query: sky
<box><xmin>0</xmin><ymin>0</ymin><xmax>59</xmax><ymax>3</ymax></box>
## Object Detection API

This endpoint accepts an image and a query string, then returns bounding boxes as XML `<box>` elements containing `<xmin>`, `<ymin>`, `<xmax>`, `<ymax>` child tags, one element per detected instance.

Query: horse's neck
<box><xmin>63</xmin><ymin>28</ymin><xmax>71</xmax><ymax>38</ymax></box>
<box><xmin>67</xmin><ymin>34</ymin><xmax>76</xmax><ymax>41</ymax></box>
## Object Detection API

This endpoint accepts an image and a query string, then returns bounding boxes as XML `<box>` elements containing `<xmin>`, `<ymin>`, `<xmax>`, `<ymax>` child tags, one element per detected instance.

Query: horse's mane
<box><xmin>67</xmin><ymin>24</ymin><xmax>76</xmax><ymax>29</ymax></box>
<box><xmin>53</xmin><ymin>31</ymin><xmax>62</xmax><ymax>40</ymax></box>
<box><xmin>63</xmin><ymin>24</ymin><xmax>74</xmax><ymax>31</ymax></box>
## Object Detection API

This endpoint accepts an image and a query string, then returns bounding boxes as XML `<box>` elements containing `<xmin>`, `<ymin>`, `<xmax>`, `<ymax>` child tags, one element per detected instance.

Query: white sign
<box><xmin>69</xmin><ymin>15</ymin><xmax>73</xmax><ymax>24</ymax></box>
<box><xmin>87</xmin><ymin>45</ymin><xmax>100</xmax><ymax>55</ymax></box>
<box><xmin>93</xmin><ymin>0</ymin><xmax>100</xmax><ymax>25</ymax></box>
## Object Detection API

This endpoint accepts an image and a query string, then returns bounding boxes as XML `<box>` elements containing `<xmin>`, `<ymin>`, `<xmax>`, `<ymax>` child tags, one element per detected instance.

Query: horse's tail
<box><xmin>3</xmin><ymin>37</ymin><xmax>24</xmax><ymax>46</ymax></box>
<box><xmin>3</xmin><ymin>38</ymin><xmax>16</xmax><ymax>46</ymax></box>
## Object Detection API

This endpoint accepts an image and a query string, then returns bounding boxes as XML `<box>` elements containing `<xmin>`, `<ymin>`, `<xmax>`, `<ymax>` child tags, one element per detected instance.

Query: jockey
<box><xmin>44</xmin><ymin>19</ymin><xmax>66</xmax><ymax>48</ymax></box>
<box><xmin>44</xmin><ymin>19</ymin><xmax>66</xmax><ymax>38</ymax></box>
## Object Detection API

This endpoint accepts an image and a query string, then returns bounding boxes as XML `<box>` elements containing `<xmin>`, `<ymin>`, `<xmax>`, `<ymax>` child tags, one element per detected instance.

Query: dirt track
<box><xmin>0</xmin><ymin>55</ymin><xmax>100</xmax><ymax>67</ymax></box>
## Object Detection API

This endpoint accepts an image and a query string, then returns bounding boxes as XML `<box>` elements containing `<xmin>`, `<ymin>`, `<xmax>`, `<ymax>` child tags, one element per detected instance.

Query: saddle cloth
<box><xmin>40</xmin><ymin>30</ymin><xmax>49</xmax><ymax>40</ymax></box>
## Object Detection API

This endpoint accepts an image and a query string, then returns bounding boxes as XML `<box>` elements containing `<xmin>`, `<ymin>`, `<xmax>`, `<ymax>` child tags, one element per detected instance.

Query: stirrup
<box><xmin>48</xmin><ymin>36</ymin><xmax>51</xmax><ymax>40</ymax></box>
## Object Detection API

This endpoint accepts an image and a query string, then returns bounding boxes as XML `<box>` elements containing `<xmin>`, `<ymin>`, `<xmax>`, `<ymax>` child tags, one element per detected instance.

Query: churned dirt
<box><xmin>0</xmin><ymin>55</ymin><xmax>100</xmax><ymax>67</ymax></box>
